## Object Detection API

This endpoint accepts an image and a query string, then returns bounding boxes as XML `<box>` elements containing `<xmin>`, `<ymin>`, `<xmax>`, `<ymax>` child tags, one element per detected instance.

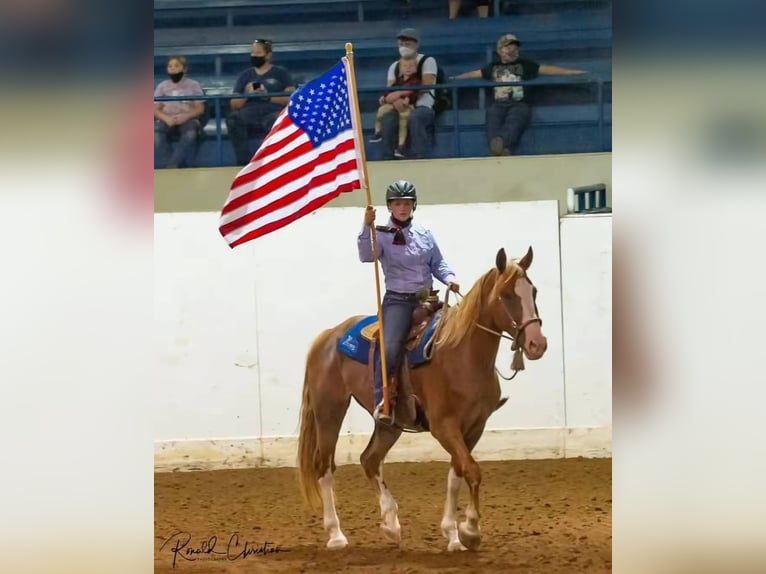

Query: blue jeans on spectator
<box><xmin>486</xmin><ymin>100</ymin><xmax>531</xmax><ymax>154</ymax></box>
<box><xmin>154</xmin><ymin>119</ymin><xmax>200</xmax><ymax>168</ymax></box>
<box><xmin>380</xmin><ymin>106</ymin><xmax>435</xmax><ymax>160</ymax></box>
<box><xmin>226</xmin><ymin>103</ymin><xmax>282</xmax><ymax>165</ymax></box>
<box><xmin>373</xmin><ymin>291</ymin><xmax>420</xmax><ymax>407</ymax></box>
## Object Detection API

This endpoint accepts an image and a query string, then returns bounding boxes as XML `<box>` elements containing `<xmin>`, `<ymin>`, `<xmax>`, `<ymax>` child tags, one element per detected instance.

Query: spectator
<box><xmin>379</xmin><ymin>28</ymin><xmax>437</xmax><ymax>161</ymax></box>
<box><xmin>452</xmin><ymin>34</ymin><xmax>587</xmax><ymax>155</ymax></box>
<box><xmin>449</xmin><ymin>0</ymin><xmax>489</xmax><ymax>19</ymax></box>
<box><xmin>370</xmin><ymin>53</ymin><xmax>420</xmax><ymax>158</ymax></box>
<box><xmin>154</xmin><ymin>56</ymin><xmax>204</xmax><ymax>168</ymax></box>
<box><xmin>227</xmin><ymin>39</ymin><xmax>296</xmax><ymax>165</ymax></box>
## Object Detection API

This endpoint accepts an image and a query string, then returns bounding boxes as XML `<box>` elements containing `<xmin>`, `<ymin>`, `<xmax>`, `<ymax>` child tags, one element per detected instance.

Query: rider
<box><xmin>357</xmin><ymin>180</ymin><xmax>460</xmax><ymax>424</ymax></box>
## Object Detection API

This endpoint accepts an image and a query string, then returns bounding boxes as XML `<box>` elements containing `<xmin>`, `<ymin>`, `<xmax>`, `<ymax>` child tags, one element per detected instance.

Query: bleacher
<box><xmin>154</xmin><ymin>0</ymin><xmax>612</xmax><ymax>167</ymax></box>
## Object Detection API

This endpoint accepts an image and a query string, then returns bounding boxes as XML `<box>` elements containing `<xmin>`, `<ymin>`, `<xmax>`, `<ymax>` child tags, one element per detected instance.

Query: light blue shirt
<box><xmin>357</xmin><ymin>219</ymin><xmax>456</xmax><ymax>293</ymax></box>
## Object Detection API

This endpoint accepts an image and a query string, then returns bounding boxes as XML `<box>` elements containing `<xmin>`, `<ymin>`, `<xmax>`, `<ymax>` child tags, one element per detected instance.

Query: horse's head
<box><xmin>490</xmin><ymin>246</ymin><xmax>548</xmax><ymax>360</ymax></box>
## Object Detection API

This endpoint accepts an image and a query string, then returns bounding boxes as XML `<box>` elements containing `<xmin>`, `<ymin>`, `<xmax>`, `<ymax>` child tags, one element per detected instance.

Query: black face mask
<box><xmin>168</xmin><ymin>72</ymin><xmax>184</xmax><ymax>83</ymax></box>
<box><xmin>251</xmin><ymin>56</ymin><xmax>266</xmax><ymax>68</ymax></box>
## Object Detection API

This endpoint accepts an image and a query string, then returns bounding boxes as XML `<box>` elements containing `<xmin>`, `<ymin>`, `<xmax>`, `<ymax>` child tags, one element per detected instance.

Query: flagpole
<box><xmin>345</xmin><ymin>42</ymin><xmax>391</xmax><ymax>418</ymax></box>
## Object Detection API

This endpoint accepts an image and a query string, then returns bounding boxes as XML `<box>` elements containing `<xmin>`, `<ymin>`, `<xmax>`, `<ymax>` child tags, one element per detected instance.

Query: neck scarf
<box><xmin>375</xmin><ymin>217</ymin><xmax>411</xmax><ymax>245</ymax></box>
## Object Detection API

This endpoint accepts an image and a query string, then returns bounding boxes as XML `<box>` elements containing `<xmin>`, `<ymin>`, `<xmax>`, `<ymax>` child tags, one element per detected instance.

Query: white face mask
<box><xmin>398</xmin><ymin>46</ymin><xmax>416</xmax><ymax>58</ymax></box>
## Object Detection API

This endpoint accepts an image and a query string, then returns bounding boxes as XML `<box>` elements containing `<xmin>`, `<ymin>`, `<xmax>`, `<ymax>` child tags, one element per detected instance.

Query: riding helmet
<box><xmin>385</xmin><ymin>180</ymin><xmax>417</xmax><ymax>209</ymax></box>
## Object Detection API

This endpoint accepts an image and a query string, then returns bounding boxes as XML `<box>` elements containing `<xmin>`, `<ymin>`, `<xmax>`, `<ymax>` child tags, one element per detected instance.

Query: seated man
<box><xmin>452</xmin><ymin>34</ymin><xmax>586</xmax><ymax>156</ymax></box>
<box><xmin>379</xmin><ymin>28</ymin><xmax>437</xmax><ymax>161</ymax></box>
<box><xmin>226</xmin><ymin>39</ymin><xmax>295</xmax><ymax>165</ymax></box>
<box><xmin>154</xmin><ymin>56</ymin><xmax>205</xmax><ymax>168</ymax></box>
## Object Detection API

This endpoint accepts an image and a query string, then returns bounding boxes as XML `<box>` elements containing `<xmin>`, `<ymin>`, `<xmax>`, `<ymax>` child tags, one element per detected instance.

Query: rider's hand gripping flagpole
<box><xmin>345</xmin><ymin>43</ymin><xmax>391</xmax><ymax>418</ymax></box>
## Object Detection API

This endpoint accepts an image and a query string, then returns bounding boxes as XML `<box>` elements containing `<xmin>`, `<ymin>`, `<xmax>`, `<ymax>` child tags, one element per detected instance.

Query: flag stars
<box><xmin>287</xmin><ymin>61</ymin><xmax>355</xmax><ymax>148</ymax></box>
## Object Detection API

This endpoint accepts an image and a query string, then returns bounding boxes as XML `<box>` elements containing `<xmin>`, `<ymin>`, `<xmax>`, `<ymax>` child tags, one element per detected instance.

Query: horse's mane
<box><xmin>437</xmin><ymin>261</ymin><xmax>523</xmax><ymax>349</ymax></box>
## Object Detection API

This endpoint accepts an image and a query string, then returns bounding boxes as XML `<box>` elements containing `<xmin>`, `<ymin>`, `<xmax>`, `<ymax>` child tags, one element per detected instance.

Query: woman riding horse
<box><xmin>357</xmin><ymin>180</ymin><xmax>460</xmax><ymax>424</ymax></box>
<box><xmin>298</xmin><ymin>198</ymin><xmax>548</xmax><ymax>551</ymax></box>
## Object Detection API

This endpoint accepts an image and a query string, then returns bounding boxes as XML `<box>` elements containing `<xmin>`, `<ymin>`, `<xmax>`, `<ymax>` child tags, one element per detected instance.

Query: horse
<box><xmin>296</xmin><ymin>246</ymin><xmax>548</xmax><ymax>551</ymax></box>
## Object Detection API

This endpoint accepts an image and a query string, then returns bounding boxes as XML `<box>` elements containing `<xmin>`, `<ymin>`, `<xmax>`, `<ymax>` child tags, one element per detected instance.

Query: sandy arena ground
<box><xmin>155</xmin><ymin>457</ymin><xmax>611</xmax><ymax>573</ymax></box>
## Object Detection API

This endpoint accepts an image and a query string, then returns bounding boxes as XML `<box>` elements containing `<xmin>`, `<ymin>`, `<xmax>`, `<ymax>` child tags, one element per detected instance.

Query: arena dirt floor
<box><xmin>155</xmin><ymin>457</ymin><xmax>612</xmax><ymax>573</ymax></box>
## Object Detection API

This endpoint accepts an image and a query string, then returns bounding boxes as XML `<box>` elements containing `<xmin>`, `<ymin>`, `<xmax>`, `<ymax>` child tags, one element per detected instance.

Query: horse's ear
<box><xmin>495</xmin><ymin>248</ymin><xmax>507</xmax><ymax>272</ymax></box>
<box><xmin>518</xmin><ymin>245</ymin><xmax>533</xmax><ymax>270</ymax></box>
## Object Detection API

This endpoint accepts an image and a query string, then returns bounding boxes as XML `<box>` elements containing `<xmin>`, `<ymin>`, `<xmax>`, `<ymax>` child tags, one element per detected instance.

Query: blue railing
<box><xmin>154</xmin><ymin>76</ymin><xmax>611</xmax><ymax>166</ymax></box>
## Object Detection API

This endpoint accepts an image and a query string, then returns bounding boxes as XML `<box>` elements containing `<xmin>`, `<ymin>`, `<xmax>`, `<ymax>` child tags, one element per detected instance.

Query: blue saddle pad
<box><xmin>407</xmin><ymin>310</ymin><xmax>442</xmax><ymax>367</ymax></box>
<box><xmin>337</xmin><ymin>315</ymin><xmax>377</xmax><ymax>364</ymax></box>
<box><xmin>337</xmin><ymin>311</ymin><xmax>442</xmax><ymax>367</ymax></box>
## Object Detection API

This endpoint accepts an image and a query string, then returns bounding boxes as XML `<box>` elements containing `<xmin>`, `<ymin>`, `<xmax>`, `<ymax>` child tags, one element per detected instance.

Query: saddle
<box><xmin>362</xmin><ymin>290</ymin><xmax>444</xmax><ymax>432</ymax></box>
<box><xmin>360</xmin><ymin>289</ymin><xmax>443</xmax><ymax>351</ymax></box>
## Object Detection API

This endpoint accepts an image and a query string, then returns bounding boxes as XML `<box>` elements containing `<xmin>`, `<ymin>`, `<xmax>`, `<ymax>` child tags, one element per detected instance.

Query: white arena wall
<box><xmin>154</xmin><ymin>200</ymin><xmax>611</xmax><ymax>472</ymax></box>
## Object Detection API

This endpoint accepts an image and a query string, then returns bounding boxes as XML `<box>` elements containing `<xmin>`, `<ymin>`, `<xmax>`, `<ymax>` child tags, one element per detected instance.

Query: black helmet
<box><xmin>385</xmin><ymin>180</ymin><xmax>417</xmax><ymax>207</ymax></box>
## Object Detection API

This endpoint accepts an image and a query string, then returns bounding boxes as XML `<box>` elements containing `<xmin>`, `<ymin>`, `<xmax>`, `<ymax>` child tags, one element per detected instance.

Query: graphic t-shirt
<box><xmin>480</xmin><ymin>58</ymin><xmax>540</xmax><ymax>103</ymax></box>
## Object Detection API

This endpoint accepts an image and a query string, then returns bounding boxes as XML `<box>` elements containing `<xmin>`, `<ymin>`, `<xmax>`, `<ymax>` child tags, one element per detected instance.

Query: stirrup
<box><xmin>373</xmin><ymin>402</ymin><xmax>395</xmax><ymax>425</ymax></box>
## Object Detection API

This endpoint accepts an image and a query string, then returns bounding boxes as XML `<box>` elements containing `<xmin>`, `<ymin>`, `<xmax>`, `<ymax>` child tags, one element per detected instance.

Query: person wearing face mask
<box><xmin>452</xmin><ymin>34</ymin><xmax>586</xmax><ymax>156</ymax></box>
<box><xmin>226</xmin><ymin>39</ymin><xmax>296</xmax><ymax>166</ymax></box>
<box><xmin>358</xmin><ymin>180</ymin><xmax>460</xmax><ymax>425</ymax></box>
<box><xmin>154</xmin><ymin>56</ymin><xmax>205</xmax><ymax>168</ymax></box>
<box><xmin>378</xmin><ymin>28</ymin><xmax>438</xmax><ymax>161</ymax></box>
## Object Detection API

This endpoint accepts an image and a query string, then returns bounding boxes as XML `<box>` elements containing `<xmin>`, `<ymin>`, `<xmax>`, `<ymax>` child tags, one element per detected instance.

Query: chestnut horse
<box><xmin>297</xmin><ymin>246</ymin><xmax>548</xmax><ymax>551</ymax></box>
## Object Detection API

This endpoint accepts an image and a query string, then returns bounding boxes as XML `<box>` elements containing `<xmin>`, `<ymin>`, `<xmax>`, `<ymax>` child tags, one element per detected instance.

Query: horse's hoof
<box><xmin>326</xmin><ymin>535</ymin><xmax>348</xmax><ymax>550</ymax></box>
<box><xmin>447</xmin><ymin>540</ymin><xmax>468</xmax><ymax>552</ymax></box>
<box><xmin>380</xmin><ymin>523</ymin><xmax>402</xmax><ymax>544</ymax></box>
<box><xmin>458</xmin><ymin>523</ymin><xmax>481</xmax><ymax>550</ymax></box>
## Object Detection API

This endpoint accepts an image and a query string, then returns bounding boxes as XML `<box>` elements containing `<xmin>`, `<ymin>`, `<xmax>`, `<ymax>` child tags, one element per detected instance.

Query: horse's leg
<box><xmin>431</xmin><ymin>421</ymin><xmax>484</xmax><ymax>551</ymax></box>
<box><xmin>456</xmin><ymin>427</ymin><xmax>486</xmax><ymax>551</ymax></box>
<box><xmin>360</xmin><ymin>421</ymin><xmax>403</xmax><ymax>543</ymax></box>
<box><xmin>440</xmin><ymin>464</ymin><xmax>467</xmax><ymax>551</ymax></box>
<box><xmin>315</xmin><ymin>396</ymin><xmax>351</xmax><ymax>549</ymax></box>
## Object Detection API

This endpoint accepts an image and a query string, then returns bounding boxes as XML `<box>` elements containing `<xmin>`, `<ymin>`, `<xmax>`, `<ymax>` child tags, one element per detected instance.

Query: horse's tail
<box><xmin>297</xmin><ymin>350</ymin><xmax>323</xmax><ymax>511</ymax></box>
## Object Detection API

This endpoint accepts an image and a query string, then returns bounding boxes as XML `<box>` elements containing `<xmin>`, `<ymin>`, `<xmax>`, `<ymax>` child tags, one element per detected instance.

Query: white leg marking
<box><xmin>318</xmin><ymin>467</ymin><xmax>348</xmax><ymax>549</ymax></box>
<box><xmin>458</xmin><ymin>489</ymin><xmax>481</xmax><ymax>550</ymax></box>
<box><xmin>441</xmin><ymin>467</ymin><xmax>467</xmax><ymax>551</ymax></box>
<box><xmin>376</xmin><ymin>464</ymin><xmax>401</xmax><ymax>543</ymax></box>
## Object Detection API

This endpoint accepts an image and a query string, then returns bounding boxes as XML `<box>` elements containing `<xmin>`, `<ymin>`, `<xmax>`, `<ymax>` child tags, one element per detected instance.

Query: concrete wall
<box><xmin>154</xmin><ymin>198</ymin><xmax>612</xmax><ymax>471</ymax></box>
<box><xmin>154</xmin><ymin>153</ymin><xmax>611</xmax><ymax>215</ymax></box>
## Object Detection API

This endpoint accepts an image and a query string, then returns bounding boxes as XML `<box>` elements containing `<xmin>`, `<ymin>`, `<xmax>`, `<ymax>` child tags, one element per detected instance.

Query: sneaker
<box><xmin>369</xmin><ymin>132</ymin><xmax>382</xmax><ymax>143</ymax></box>
<box><xmin>489</xmin><ymin>137</ymin><xmax>507</xmax><ymax>156</ymax></box>
<box><xmin>394</xmin><ymin>145</ymin><xmax>408</xmax><ymax>159</ymax></box>
<box><xmin>373</xmin><ymin>402</ymin><xmax>394</xmax><ymax>425</ymax></box>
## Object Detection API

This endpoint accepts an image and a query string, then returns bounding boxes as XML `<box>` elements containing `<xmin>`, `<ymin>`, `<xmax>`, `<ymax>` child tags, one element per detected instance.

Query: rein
<box><xmin>447</xmin><ymin>291</ymin><xmax>541</xmax><ymax>381</ymax></box>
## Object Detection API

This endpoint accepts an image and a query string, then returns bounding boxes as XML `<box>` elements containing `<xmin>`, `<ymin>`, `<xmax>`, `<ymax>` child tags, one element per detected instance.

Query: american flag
<box><xmin>219</xmin><ymin>58</ymin><xmax>365</xmax><ymax>248</ymax></box>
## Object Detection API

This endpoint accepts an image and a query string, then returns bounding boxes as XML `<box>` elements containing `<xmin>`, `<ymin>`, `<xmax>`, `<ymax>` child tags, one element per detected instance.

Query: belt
<box><xmin>386</xmin><ymin>289</ymin><xmax>430</xmax><ymax>300</ymax></box>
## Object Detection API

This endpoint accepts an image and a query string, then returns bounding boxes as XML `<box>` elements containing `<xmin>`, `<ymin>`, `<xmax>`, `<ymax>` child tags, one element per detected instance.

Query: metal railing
<box><xmin>154</xmin><ymin>76</ymin><xmax>611</xmax><ymax>166</ymax></box>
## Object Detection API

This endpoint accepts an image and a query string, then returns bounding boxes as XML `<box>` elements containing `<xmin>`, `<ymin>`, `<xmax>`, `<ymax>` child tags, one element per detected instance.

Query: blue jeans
<box><xmin>226</xmin><ymin>103</ymin><xmax>282</xmax><ymax>165</ymax></box>
<box><xmin>373</xmin><ymin>291</ymin><xmax>420</xmax><ymax>406</ymax></box>
<box><xmin>154</xmin><ymin>119</ymin><xmax>200</xmax><ymax>168</ymax></box>
<box><xmin>380</xmin><ymin>106</ymin><xmax>435</xmax><ymax>160</ymax></box>
<box><xmin>486</xmin><ymin>100</ymin><xmax>532</xmax><ymax>154</ymax></box>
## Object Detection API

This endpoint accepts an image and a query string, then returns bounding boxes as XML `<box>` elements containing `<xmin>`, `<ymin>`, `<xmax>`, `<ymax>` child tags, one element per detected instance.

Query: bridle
<box><xmin>448</xmin><ymin>287</ymin><xmax>542</xmax><ymax>381</ymax></box>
